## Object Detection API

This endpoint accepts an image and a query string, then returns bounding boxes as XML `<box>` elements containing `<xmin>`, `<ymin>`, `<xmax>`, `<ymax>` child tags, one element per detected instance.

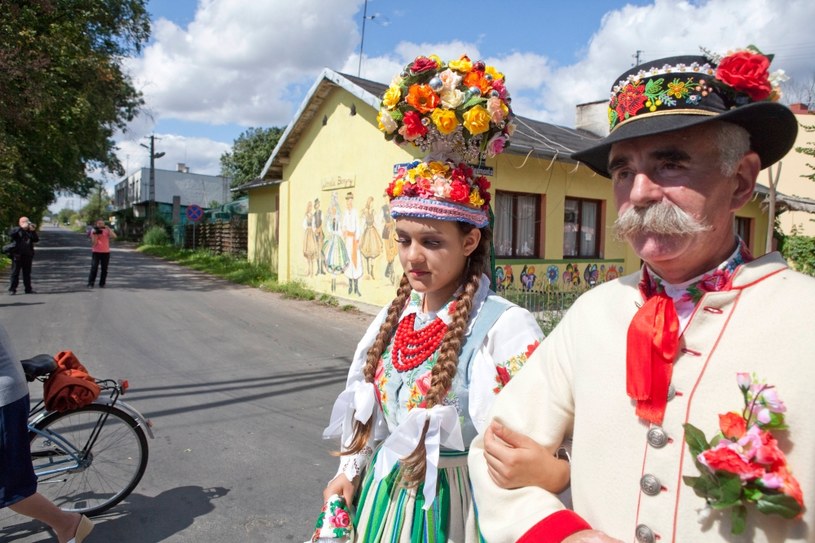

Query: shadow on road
<box><xmin>2</xmin><ymin>227</ymin><xmax>246</xmax><ymax>295</ymax></box>
<box><xmin>0</xmin><ymin>486</ymin><xmax>230</xmax><ymax>543</ymax></box>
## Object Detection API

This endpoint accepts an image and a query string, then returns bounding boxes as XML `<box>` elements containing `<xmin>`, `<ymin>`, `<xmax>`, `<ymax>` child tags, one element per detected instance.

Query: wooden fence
<box><xmin>183</xmin><ymin>220</ymin><xmax>248</xmax><ymax>256</ymax></box>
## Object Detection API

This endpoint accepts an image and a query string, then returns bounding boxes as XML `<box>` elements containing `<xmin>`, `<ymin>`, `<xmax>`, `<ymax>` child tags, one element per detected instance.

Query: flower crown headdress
<box><xmin>381</xmin><ymin>54</ymin><xmax>513</xmax><ymax>228</ymax></box>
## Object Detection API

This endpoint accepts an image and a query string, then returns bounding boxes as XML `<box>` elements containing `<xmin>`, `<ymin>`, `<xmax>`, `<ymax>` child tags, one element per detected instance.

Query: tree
<box><xmin>80</xmin><ymin>185</ymin><xmax>113</xmax><ymax>225</ymax></box>
<box><xmin>220</xmin><ymin>127</ymin><xmax>285</xmax><ymax>189</ymax></box>
<box><xmin>795</xmin><ymin>122</ymin><xmax>815</xmax><ymax>183</ymax></box>
<box><xmin>0</xmin><ymin>0</ymin><xmax>150</xmax><ymax>228</ymax></box>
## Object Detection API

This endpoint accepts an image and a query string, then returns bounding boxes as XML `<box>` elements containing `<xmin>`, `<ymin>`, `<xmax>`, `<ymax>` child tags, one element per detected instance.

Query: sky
<box><xmin>54</xmin><ymin>0</ymin><xmax>815</xmax><ymax>212</ymax></box>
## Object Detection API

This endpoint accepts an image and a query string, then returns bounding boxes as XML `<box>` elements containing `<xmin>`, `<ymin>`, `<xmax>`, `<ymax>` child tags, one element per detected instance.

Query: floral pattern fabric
<box><xmin>333</xmin><ymin>274</ymin><xmax>543</xmax><ymax>481</ymax></box>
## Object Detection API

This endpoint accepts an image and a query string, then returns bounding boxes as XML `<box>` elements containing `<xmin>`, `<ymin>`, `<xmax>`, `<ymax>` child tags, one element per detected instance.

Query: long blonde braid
<box><xmin>339</xmin><ymin>275</ymin><xmax>413</xmax><ymax>456</ymax></box>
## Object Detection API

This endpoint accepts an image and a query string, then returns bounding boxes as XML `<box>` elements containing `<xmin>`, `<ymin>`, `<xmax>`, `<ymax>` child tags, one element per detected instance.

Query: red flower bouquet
<box><xmin>683</xmin><ymin>374</ymin><xmax>804</xmax><ymax>534</ymax></box>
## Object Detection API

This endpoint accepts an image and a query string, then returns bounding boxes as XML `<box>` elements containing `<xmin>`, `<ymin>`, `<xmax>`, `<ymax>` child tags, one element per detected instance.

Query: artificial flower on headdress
<box><xmin>607</xmin><ymin>45</ymin><xmax>785</xmax><ymax>131</ymax></box>
<box><xmin>683</xmin><ymin>374</ymin><xmax>804</xmax><ymax>535</ymax></box>
<box><xmin>386</xmin><ymin>160</ymin><xmax>491</xmax><ymax>211</ymax></box>
<box><xmin>378</xmin><ymin>54</ymin><xmax>514</xmax><ymax>163</ymax></box>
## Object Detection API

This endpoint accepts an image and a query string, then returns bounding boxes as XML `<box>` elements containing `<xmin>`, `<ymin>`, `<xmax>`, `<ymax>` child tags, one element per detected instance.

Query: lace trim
<box><xmin>336</xmin><ymin>445</ymin><xmax>373</xmax><ymax>481</ymax></box>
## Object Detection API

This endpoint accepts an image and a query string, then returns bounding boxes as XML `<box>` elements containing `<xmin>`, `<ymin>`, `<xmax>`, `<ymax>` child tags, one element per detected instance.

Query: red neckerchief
<box><xmin>626</xmin><ymin>241</ymin><xmax>753</xmax><ymax>424</ymax></box>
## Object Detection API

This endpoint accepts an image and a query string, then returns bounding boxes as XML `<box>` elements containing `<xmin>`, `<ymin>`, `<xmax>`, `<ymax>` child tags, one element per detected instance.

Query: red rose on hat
<box><xmin>401</xmin><ymin>110</ymin><xmax>428</xmax><ymax>139</ymax></box>
<box><xmin>716</xmin><ymin>50</ymin><xmax>772</xmax><ymax>101</ymax></box>
<box><xmin>410</xmin><ymin>56</ymin><xmax>439</xmax><ymax>74</ymax></box>
<box><xmin>449</xmin><ymin>181</ymin><xmax>470</xmax><ymax>203</ymax></box>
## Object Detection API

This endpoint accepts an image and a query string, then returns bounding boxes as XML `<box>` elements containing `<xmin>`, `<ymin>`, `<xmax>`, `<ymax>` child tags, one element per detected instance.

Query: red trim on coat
<box><xmin>517</xmin><ymin>510</ymin><xmax>592</xmax><ymax>543</ymax></box>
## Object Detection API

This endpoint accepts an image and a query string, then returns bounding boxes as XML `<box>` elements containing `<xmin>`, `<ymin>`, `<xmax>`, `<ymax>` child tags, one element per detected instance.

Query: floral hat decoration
<box><xmin>571</xmin><ymin>45</ymin><xmax>798</xmax><ymax>178</ymax></box>
<box><xmin>380</xmin><ymin>54</ymin><xmax>513</xmax><ymax>228</ymax></box>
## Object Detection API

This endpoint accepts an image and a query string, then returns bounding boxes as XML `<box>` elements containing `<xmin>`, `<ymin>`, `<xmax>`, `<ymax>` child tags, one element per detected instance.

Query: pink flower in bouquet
<box><xmin>332</xmin><ymin>509</ymin><xmax>351</xmax><ymax>528</ymax></box>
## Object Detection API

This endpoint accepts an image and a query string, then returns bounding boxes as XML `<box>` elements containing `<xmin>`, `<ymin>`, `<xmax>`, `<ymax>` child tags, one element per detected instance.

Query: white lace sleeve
<box><xmin>336</xmin><ymin>444</ymin><xmax>374</xmax><ymax>481</ymax></box>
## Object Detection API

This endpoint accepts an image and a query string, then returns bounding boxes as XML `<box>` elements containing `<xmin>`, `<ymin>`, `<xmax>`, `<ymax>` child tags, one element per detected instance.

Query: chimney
<box><xmin>177</xmin><ymin>163</ymin><xmax>190</xmax><ymax>173</ymax></box>
<box><xmin>575</xmin><ymin>100</ymin><xmax>609</xmax><ymax>137</ymax></box>
<box><xmin>789</xmin><ymin>103</ymin><xmax>813</xmax><ymax>115</ymax></box>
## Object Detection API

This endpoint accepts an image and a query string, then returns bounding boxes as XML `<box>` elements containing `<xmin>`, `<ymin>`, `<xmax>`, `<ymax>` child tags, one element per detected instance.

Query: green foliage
<box><xmin>79</xmin><ymin>185</ymin><xmax>112</xmax><ymax>225</ymax></box>
<box><xmin>142</xmin><ymin>225</ymin><xmax>171</xmax><ymax>246</ymax></box>
<box><xmin>219</xmin><ymin>127</ymin><xmax>285</xmax><ymax>189</ymax></box>
<box><xmin>779</xmin><ymin>234</ymin><xmax>815</xmax><ymax>277</ymax></box>
<box><xmin>794</xmin><ymin>122</ymin><xmax>815</xmax><ymax>183</ymax></box>
<box><xmin>0</xmin><ymin>0</ymin><xmax>150</xmax><ymax>229</ymax></box>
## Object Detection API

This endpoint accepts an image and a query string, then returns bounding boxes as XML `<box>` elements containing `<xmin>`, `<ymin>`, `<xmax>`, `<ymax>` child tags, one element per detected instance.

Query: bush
<box><xmin>142</xmin><ymin>226</ymin><xmax>171</xmax><ymax>246</ymax></box>
<box><xmin>780</xmin><ymin>234</ymin><xmax>815</xmax><ymax>277</ymax></box>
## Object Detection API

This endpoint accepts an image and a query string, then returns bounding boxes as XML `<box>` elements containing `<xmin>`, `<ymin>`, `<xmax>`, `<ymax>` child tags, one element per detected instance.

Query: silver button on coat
<box><xmin>635</xmin><ymin>524</ymin><xmax>656</xmax><ymax>543</ymax></box>
<box><xmin>640</xmin><ymin>473</ymin><xmax>661</xmax><ymax>496</ymax></box>
<box><xmin>647</xmin><ymin>426</ymin><xmax>668</xmax><ymax>448</ymax></box>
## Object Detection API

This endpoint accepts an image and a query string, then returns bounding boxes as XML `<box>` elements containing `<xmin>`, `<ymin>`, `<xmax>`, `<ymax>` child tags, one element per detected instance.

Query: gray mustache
<box><xmin>614</xmin><ymin>202</ymin><xmax>710</xmax><ymax>239</ymax></box>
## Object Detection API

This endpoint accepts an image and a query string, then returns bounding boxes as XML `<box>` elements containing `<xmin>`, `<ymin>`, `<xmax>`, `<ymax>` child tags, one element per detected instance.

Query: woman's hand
<box><xmin>483</xmin><ymin>420</ymin><xmax>570</xmax><ymax>492</ymax></box>
<box><xmin>323</xmin><ymin>473</ymin><xmax>356</xmax><ymax>505</ymax></box>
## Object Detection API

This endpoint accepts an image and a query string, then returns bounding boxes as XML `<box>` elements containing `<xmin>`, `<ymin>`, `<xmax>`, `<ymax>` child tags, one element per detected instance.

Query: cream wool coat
<box><xmin>469</xmin><ymin>253</ymin><xmax>814</xmax><ymax>542</ymax></box>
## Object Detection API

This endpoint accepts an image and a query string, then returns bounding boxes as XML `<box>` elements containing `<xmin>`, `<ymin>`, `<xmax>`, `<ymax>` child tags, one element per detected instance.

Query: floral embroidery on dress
<box><xmin>492</xmin><ymin>340</ymin><xmax>540</xmax><ymax>393</ymax></box>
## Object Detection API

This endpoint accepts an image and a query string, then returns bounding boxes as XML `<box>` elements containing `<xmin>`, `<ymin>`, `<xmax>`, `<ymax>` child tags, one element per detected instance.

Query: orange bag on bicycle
<box><xmin>43</xmin><ymin>351</ymin><xmax>101</xmax><ymax>412</ymax></box>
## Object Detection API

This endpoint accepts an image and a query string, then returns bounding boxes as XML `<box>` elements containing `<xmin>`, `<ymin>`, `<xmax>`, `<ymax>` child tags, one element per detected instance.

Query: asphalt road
<box><xmin>0</xmin><ymin>227</ymin><xmax>376</xmax><ymax>542</ymax></box>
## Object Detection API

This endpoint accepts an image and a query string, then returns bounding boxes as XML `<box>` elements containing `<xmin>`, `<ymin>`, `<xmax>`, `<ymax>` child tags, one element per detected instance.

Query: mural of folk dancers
<box><xmin>380</xmin><ymin>194</ymin><xmax>397</xmax><ymax>284</ymax></box>
<box><xmin>342</xmin><ymin>192</ymin><xmax>363</xmax><ymax>296</ymax></box>
<box><xmin>313</xmin><ymin>197</ymin><xmax>325</xmax><ymax>274</ymax></box>
<box><xmin>359</xmin><ymin>196</ymin><xmax>382</xmax><ymax>279</ymax></box>
<box><xmin>322</xmin><ymin>192</ymin><xmax>349</xmax><ymax>292</ymax></box>
<box><xmin>302</xmin><ymin>200</ymin><xmax>318</xmax><ymax>276</ymax></box>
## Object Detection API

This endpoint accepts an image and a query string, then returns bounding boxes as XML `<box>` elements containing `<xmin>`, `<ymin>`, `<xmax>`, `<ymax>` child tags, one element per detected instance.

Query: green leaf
<box><xmin>730</xmin><ymin>504</ymin><xmax>747</xmax><ymax>535</ymax></box>
<box><xmin>756</xmin><ymin>493</ymin><xmax>802</xmax><ymax>519</ymax></box>
<box><xmin>683</xmin><ymin>423</ymin><xmax>709</xmax><ymax>457</ymax></box>
<box><xmin>718</xmin><ymin>474</ymin><xmax>744</xmax><ymax>507</ymax></box>
<box><xmin>683</xmin><ymin>475</ymin><xmax>717</xmax><ymax>498</ymax></box>
<box><xmin>460</xmin><ymin>95</ymin><xmax>487</xmax><ymax>111</ymax></box>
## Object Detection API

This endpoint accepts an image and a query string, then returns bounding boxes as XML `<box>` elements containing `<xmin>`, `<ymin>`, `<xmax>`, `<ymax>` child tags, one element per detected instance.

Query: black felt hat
<box><xmin>571</xmin><ymin>52</ymin><xmax>798</xmax><ymax>178</ymax></box>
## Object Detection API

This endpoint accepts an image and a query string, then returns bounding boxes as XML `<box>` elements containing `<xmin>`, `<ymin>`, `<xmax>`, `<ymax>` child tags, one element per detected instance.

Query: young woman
<box><xmin>314</xmin><ymin>160</ymin><xmax>569</xmax><ymax>542</ymax></box>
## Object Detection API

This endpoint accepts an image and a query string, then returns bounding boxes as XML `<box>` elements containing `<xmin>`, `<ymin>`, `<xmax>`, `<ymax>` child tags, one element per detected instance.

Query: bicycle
<box><xmin>21</xmin><ymin>354</ymin><xmax>154</xmax><ymax>517</ymax></box>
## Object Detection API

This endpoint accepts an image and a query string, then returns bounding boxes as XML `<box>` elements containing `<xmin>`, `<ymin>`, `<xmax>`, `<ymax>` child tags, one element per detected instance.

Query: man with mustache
<box><xmin>469</xmin><ymin>50</ymin><xmax>815</xmax><ymax>542</ymax></box>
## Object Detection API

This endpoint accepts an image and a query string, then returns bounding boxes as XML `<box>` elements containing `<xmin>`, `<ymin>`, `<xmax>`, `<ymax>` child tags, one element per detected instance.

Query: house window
<box><xmin>494</xmin><ymin>191</ymin><xmax>540</xmax><ymax>258</ymax></box>
<box><xmin>735</xmin><ymin>216</ymin><xmax>753</xmax><ymax>250</ymax></box>
<box><xmin>563</xmin><ymin>197</ymin><xmax>601</xmax><ymax>258</ymax></box>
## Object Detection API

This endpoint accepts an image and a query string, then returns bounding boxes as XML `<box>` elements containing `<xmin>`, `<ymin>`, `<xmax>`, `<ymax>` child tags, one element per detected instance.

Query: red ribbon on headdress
<box><xmin>626</xmin><ymin>292</ymin><xmax>679</xmax><ymax>425</ymax></box>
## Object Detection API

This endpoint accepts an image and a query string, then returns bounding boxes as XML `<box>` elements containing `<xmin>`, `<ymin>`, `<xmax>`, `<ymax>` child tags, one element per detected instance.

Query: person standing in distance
<box><xmin>87</xmin><ymin>219</ymin><xmax>116</xmax><ymax>288</ymax></box>
<box><xmin>7</xmin><ymin>216</ymin><xmax>39</xmax><ymax>295</ymax></box>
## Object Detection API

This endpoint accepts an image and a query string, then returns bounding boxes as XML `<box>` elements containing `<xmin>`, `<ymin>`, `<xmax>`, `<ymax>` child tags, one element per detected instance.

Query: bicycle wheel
<box><xmin>30</xmin><ymin>403</ymin><xmax>149</xmax><ymax>516</ymax></box>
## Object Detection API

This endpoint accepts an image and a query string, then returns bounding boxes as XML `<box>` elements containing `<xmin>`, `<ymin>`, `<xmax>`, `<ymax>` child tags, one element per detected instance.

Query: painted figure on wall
<box><xmin>313</xmin><ymin>198</ymin><xmax>325</xmax><ymax>275</ymax></box>
<box><xmin>342</xmin><ymin>191</ymin><xmax>363</xmax><ymax>296</ymax></box>
<box><xmin>322</xmin><ymin>192</ymin><xmax>349</xmax><ymax>292</ymax></box>
<box><xmin>562</xmin><ymin>262</ymin><xmax>581</xmax><ymax>287</ymax></box>
<box><xmin>520</xmin><ymin>265</ymin><xmax>536</xmax><ymax>291</ymax></box>
<box><xmin>302</xmin><ymin>200</ymin><xmax>318</xmax><ymax>276</ymax></box>
<box><xmin>546</xmin><ymin>265</ymin><xmax>559</xmax><ymax>285</ymax></box>
<box><xmin>380</xmin><ymin>194</ymin><xmax>398</xmax><ymax>284</ymax></box>
<box><xmin>583</xmin><ymin>263</ymin><xmax>599</xmax><ymax>286</ymax></box>
<box><xmin>359</xmin><ymin>195</ymin><xmax>382</xmax><ymax>280</ymax></box>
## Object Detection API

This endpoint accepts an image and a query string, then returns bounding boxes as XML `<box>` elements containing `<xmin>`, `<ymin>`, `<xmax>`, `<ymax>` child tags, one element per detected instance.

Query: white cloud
<box><xmin>128</xmin><ymin>0</ymin><xmax>364</xmax><ymax>126</ymax></box>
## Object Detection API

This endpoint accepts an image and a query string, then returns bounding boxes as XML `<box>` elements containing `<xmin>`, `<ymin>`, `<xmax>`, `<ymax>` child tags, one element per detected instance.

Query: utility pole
<box><xmin>140</xmin><ymin>135</ymin><xmax>165</xmax><ymax>227</ymax></box>
<box><xmin>632</xmin><ymin>50</ymin><xmax>644</xmax><ymax>66</ymax></box>
<box><xmin>357</xmin><ymin>0</ymin><xmax>368</xmax><ymax>77</ymax></box>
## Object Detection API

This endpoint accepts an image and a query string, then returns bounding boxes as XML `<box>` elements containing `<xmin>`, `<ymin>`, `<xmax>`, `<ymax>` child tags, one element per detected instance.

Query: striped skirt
<box><xmin>353</xmin><ymin>449</ymin><xmax>483</xmax><ymax>543</ymax></box>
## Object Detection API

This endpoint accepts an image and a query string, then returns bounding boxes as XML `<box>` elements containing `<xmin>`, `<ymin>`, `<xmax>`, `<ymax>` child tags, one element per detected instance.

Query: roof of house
<box><xmin>258</xmin><ymin>69</ymin><xmax>602</xmax><ymax>182</ymax></box>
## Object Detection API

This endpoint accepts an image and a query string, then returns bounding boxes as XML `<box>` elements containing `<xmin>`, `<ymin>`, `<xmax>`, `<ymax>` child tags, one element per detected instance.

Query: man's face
<box><xmin>19</xmin><ymin>217</ymin><xmax>29</xmax><ymax>228</ymax></box>
<box><xmin>607</xmin><ymin>123</ymin><xmax>757</xmax><ymax>282</ymax></box>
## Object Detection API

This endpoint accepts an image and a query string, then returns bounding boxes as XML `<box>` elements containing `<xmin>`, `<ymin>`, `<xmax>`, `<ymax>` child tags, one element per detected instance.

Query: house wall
<box><xmin>249</xmin><ymin>81</ymin><xmax>778</xmax><ymax>308</ymax></box>
<box><xmin>248</xmin><ymin>185</ymin><xmax>279</xmax><ymax>272</ymax></box>
<box><xmin>776</xmin><ymin>112</ymin><xmax>815</xmax><ymax>236</ymax></box>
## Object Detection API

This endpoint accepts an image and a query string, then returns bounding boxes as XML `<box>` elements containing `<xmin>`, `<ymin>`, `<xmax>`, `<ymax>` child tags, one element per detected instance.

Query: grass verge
<box><xmin>139</xmin><ymin>245</ymin><xmax>355</xmax><ymax>309</ymax></box>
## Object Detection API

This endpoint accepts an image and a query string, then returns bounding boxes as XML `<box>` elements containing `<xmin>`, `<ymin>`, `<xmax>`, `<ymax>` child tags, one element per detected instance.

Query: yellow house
<box><xmin>773</xmin><ymin>107</ymin><xmax>815</xmax><ymax>236</ymax></box>
<box><xmin>241</xmin><ymin>70</ymin><xmax>777</xmax><ymax>308</ymax></box>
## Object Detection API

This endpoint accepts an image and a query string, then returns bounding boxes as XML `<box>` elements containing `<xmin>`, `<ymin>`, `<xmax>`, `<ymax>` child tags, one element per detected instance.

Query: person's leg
<box><xmin>88</xmin><ymin>253</ymin><xmax>100</xmax><ymax>287</ymax></box>
<box><xmin>22</xmin><ymin>255</ymin><xmax>33</xmax><ymax>293</ymax></box>
<box><xmin>98</xmin><ymin>253</ymin><xmax>110</xmax><ymax>287</ymax></box>
<box><xmin>9</xmin><ymin>493</ymin><xmax>91</xmax><ymax>543</ymax></box>
<box><xmin>9</xmin><ymin>257</ymin><xmax>20</xmax><ymax>293</ymax></box>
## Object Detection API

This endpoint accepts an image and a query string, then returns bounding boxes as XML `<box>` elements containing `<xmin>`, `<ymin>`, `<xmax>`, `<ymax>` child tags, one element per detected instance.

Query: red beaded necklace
<box><xmin>391</xmin><ymin>312</ymin><xmax>448</xmax><ymax>372</ymax></box>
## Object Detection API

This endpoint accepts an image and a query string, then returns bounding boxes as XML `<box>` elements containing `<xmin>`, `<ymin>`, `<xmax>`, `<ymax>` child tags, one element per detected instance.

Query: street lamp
<box><xmin>140</xmin><ymin>135</ymin><xmax>165</xmax><ymax>226</ymax></box>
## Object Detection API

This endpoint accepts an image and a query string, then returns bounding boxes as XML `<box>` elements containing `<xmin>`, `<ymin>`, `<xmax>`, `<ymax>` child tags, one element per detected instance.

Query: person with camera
<box><xmin>87</xmin><ymin>219</ymin><xmax>116</xmax><ymax>289</ymax></box>
<box><xmin>7</xmin><ymin>217</ymin><xmax>39</xmax><ymax>295</ymax></box>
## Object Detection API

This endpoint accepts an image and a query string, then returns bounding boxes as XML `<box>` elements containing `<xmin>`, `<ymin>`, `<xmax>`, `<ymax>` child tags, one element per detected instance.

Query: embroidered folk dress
<box><xmin>324</xmin><ymin>274</ymin><xmax>543</xmax><ymax>542</ymax></box>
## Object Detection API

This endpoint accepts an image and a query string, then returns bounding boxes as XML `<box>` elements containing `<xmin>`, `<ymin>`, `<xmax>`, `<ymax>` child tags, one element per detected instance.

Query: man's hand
<box><xmin>483</xmin><ymin>420</ymin><xmax>570</xmax><ymax>492</ymax></box>
<box><xmin>562</xmin><ymin>530</ymin><xmax>624</xmax><ymax>543</ymax></box>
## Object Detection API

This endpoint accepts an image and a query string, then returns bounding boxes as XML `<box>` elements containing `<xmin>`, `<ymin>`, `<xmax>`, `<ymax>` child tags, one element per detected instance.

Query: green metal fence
<box><xmin>500</xmin><ymin>285</ymin><xmax>590</xmax><ymax>335</ymax></box>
